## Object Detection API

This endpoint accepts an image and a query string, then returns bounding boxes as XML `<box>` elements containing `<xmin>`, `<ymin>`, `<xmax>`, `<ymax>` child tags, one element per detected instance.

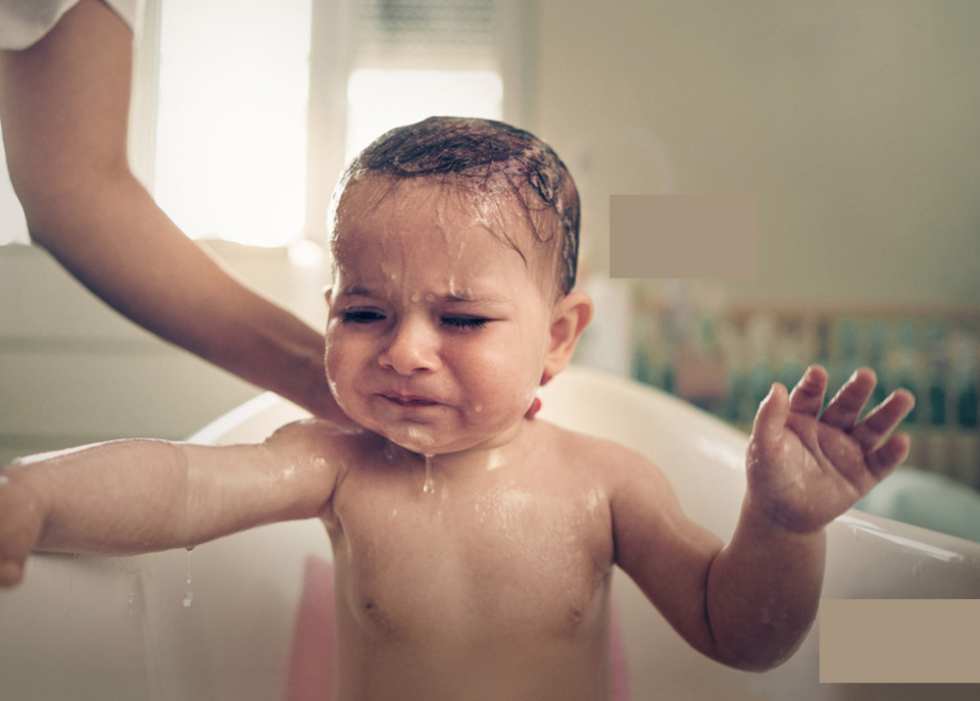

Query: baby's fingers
<box><xmin>0</xmin><ymin>558</ymin><xmax>26</xmax><ymax>588</ymax></box>
<box><xmin>0</xmin><ymin>516</ymin><xmax>38</xmax><ymax>586</ymax></box>
<box><xmin>849</xmin><ymin>389</ymin><xmax>916</xmax><ymax>453</ymax></box>
<box><xmin>0</xmin><ymin>476</ymin><xmax>45</xmax><ymax>588</ymax></box>
<box><xmin>751</xmin><ymin>382</ymin><xmax>789</xmax><ymax>451</ymax></box>
<box><xmin>820</xmin><ymin>368</ymin><xmax>877</xmax><ymax>430</ymax></box>
<box><xmin>0</xmin><ymin>516</ymin><xmax>33</xmax><ymax>587</ymax></box>
<box><xmin>788</xmin><ymin>365</ymin><xmax>828</xmax><ymax>417</ymax></box>
<box><xmin>866</xmin><ymin>433</ymin><xmax>912</xmax><ymax>481</ymax></box>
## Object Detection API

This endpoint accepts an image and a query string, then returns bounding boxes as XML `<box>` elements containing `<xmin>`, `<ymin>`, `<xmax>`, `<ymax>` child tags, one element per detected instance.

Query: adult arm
<box><xmin>0</xmin><ymin>0</ymin><xmax>341</xmax><ymax>420</ymax></box>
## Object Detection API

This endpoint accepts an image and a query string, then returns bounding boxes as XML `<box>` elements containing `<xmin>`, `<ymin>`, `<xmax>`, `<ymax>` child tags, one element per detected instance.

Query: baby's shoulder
<box><xmin>260</xmin><ymin>416</ymin><xmax>370</xmax><ymax>459</ymax></box>
<box><xmin>536</xmin><ymin>422</ymin><xmax>683</xmax><ymax>520</ymax></box>
<box><xmin>535</xmin><ymin>420</ymin><xmax>658</xmax><ymax>476</ymax></box>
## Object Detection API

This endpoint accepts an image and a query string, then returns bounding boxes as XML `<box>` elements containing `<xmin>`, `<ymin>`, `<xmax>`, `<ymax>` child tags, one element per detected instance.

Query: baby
<box><xmin>0</xmin><ymin>117</ymin><xmax>914</xmax><ymax>700</ymax></box>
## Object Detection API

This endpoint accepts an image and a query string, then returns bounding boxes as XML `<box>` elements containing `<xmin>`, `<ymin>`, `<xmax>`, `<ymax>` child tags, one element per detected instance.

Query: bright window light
<box><xmin>153</xmin><ymin>0</ymin><xmax>311</xmax><ymax>247</ymax></box>
<box><xmin>346</xmin><ymin>69</ymin><xmax>503</xmax><ymax>161</ymax></box>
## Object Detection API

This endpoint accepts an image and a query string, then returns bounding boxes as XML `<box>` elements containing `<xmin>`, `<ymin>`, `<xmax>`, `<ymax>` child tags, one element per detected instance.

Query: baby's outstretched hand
<box><xmin>0</xmin><ymin>466</ymin><xmax>46</xmax><ymax>587</ymax></box>
<box><xmin>746</xmin><ymin>365</ymin><xmax>915</xmax><ymax>534</ymax></box>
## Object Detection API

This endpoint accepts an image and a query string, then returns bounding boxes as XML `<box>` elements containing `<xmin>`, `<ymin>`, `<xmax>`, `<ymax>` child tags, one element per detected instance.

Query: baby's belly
<box><xmin>330</xmin><ymin>552</ymin><xmax>614</xmax><ymax>701</ymax></box>
<box><xmin>333</xmin><ymin>616</ymin><xmax>612</xmax><ymax>701</ymax></box>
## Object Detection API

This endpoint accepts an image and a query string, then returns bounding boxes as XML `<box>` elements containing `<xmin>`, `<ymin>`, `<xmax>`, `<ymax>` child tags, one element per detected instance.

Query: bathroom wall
<box><xmin>532</xmin><ymin>0</ymin><xmax>980</xmax><ymax>307</ymax></box>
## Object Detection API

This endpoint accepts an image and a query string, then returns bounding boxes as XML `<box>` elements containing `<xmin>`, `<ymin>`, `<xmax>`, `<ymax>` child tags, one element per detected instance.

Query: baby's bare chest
<box><xmin>326</xmin><ymin>465</ymin><xmax>614</xmax><ymax>642</ymax></box>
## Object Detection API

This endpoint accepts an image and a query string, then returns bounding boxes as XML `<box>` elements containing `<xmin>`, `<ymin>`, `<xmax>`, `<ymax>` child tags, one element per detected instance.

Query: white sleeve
<box><xmin>0</xmin><ymin>0</ymin><xmax>138</xmax><ymax>50</ymax></box>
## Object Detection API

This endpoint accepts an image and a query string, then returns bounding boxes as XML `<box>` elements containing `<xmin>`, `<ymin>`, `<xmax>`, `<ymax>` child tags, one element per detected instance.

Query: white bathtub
<box><xmin>2</xmin><ymin>366</ymin><xmax>978</xmax><ymax>700</ymax></box>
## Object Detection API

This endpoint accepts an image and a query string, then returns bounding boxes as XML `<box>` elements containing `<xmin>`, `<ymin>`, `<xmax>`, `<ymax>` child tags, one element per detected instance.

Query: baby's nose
<box><xmin>379</xmin><ymin>319</ymin><xmax>441</xmax><ymax>375</ymax></box>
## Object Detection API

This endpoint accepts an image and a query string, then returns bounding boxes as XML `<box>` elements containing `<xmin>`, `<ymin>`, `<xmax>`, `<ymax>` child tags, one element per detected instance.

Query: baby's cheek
<box><xmin>465</xmin><ymin>348</ymin><xmax>542</xmax><ymax>415</ymax></box>
<box><xmin>324</xmin><ymin>344</ymin><xmax>355</xmax><ymax>411</ymax></box>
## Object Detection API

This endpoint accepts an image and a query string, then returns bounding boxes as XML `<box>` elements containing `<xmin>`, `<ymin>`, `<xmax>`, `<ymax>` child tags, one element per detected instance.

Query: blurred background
<box><xmin>2</xmin><ymin>0</ymin><xmax>978</xmax><ymax>501</ymax></box>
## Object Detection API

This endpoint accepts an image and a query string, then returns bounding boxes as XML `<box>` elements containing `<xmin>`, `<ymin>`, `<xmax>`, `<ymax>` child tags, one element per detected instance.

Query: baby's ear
<box><xmin>543</xmin><ymin>291</ymin><xmax>594</xmax><ymax>378</ymax></box>
<box><xmin>323</xmin><ymin>286</ymin><xmax>333</xmax><ymax>309</ymax></box>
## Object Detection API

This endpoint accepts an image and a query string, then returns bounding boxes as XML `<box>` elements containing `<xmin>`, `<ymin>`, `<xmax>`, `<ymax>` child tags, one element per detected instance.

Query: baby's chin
<box><xmin>376</xmin><ymin>419</ymin><xmax>521</xmax><ymax>458</ymax></box>
<box><xmin>382</xmin><ymin>424</ymin><xmax>441</xmax><ymax>455</ymax></box>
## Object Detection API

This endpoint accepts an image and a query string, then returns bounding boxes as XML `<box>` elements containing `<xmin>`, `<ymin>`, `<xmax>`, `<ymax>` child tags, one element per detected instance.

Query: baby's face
<box><xmin>325</xmin><ymin>178</ymin><xmax>555</xmax><ymax>455</ymax></box>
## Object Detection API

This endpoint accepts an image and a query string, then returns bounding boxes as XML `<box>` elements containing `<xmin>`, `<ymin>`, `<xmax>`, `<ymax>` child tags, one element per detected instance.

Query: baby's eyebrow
<box><xmin>338</xmin><ymin>285</ymin><xmax>374</xmax><ymax>298</ymax></box>
<box><xmin>338</xmin><ymin>285</ymin><xmax>512</xmax><ymax>307</ymax></box>
<box><xmin>443</xmin><ymin>291</ymin><xmax>513</xmax><ymax>306</ymax></box>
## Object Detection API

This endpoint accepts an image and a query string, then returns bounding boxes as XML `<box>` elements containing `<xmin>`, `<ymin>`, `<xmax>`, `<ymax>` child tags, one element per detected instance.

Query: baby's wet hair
<box><xmin>333</xmin><ymin>116</ymin><xmax>580</xmax><ymax>296</ymax></box>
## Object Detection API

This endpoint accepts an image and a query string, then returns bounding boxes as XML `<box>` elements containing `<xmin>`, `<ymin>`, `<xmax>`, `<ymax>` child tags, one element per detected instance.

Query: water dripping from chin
<box><xmin>422</xmin><ymin>454</ymin><xmax>435</xmax><ymax>495</ymax></box>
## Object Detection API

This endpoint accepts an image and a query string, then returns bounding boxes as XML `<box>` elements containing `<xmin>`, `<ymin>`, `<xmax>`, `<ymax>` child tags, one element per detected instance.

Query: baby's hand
<box><xmin>0</xmin><ymin>464</ymin><xmax>46</xmax><ymax>587</ymax></box>
<box><xmin>746</xmin><ymin>365</ymin><xmax>914</xmax><ymax>534</ymax></box>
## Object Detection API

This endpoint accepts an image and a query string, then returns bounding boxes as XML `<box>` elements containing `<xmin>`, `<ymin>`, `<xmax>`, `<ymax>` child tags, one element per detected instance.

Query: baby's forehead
<box><xmin>331</xmin><ymin>173</ymin><xmax>561</xmax><ymax>297</ymax></box>
<box><xmin>338</xmin><ymin>174</ymin><xmax>515</xmax><ymax>218</ymax></box>
<box><xmin>333</xmin><ymin>176</ymin><xmax>532</xmax><ymax>247</ymax></box>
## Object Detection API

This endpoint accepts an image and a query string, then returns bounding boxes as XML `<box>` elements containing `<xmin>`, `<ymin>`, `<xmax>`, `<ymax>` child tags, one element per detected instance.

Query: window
<box><xmin>153</xmin><ymin>0</ymin><xmax>313</xmax><ymax>247</ymax></box>
<box><xmin>344</xmin><ymin>0</ymin><xmax>504</xmax><ymax>159</ymax></box>
<box><xmin>152</xmin><ymin>0</ymin><xmax>527</xmax><ymax>248</ymax></box>
<box><xmin>345</xmin><ymin>68</ymin><xmax>503</xmax><ymax>161</ymax></box>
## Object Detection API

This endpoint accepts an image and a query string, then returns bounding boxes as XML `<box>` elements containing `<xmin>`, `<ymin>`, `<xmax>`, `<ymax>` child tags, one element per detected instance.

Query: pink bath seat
<box><xmin>286</xmin><ymin>556</ymin><xmax>630</xmax><ymax>700</ymax></box>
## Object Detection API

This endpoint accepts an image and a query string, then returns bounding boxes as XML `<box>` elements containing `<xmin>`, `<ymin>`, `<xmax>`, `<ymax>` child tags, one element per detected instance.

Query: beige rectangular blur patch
<box><xmin>819</xmin><ymin>599</ymin><xmax>980</xmax><ymax>683</ymax></box>
<box><xmin>609</xmin><ymin>194</ymin><xmax>757</xmax><ymax>278</ymax></box>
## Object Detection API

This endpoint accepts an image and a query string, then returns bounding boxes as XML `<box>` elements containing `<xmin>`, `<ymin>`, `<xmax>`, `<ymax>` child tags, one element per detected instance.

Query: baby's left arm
<box><xmin>706</xmin><ymin>365</ymin><xmax>914</xmax><ymax>669</ymax></box>
<box><xmin>611</xmin><ymin>365</ymin><xmax>913</xmax><ymax>672</ymax></box>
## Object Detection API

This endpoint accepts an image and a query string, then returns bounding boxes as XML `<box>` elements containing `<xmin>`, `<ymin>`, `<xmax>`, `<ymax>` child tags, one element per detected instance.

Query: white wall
<box><xmin>532</xmin><ymin>0</ymin><xmax>980</xmax><ymax>307</ymax></box>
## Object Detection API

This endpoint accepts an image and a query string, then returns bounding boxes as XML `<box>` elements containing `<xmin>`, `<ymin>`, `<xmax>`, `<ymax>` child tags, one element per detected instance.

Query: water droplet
<box><xmin>422</xmin><ymin>455</ymin><xmax>435</xmax><ymax>495</ymax></box>
<box><xmin>183</xmin><ymin>548</ymin><xmax>194</xmax><ymax>603</ymax></box>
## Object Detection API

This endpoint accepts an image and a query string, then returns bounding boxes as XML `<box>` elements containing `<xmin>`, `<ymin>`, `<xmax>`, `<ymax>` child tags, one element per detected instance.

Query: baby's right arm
<box><xmin>0</xmin><ymin>421</ymin><xmax>339</xmax><ymax>587</ymax></box>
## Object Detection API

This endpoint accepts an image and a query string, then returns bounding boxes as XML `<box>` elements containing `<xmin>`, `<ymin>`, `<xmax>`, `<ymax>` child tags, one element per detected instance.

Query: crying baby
<box><xmin>0</xmin><ymin>117</ymin><xmax>914</xmax><ymax>701</ymax></box>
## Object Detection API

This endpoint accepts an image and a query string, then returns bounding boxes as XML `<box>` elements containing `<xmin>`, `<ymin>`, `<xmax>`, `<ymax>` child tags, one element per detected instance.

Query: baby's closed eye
<box><xmin>441</xmin><ymin>316</ymin><xmax>490</xmax><ymax>330</ymax></box>
<box><xmin>342</xmin><ymin>310</ymin><xmax>386</xmax><ymax>324</ymax></box>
